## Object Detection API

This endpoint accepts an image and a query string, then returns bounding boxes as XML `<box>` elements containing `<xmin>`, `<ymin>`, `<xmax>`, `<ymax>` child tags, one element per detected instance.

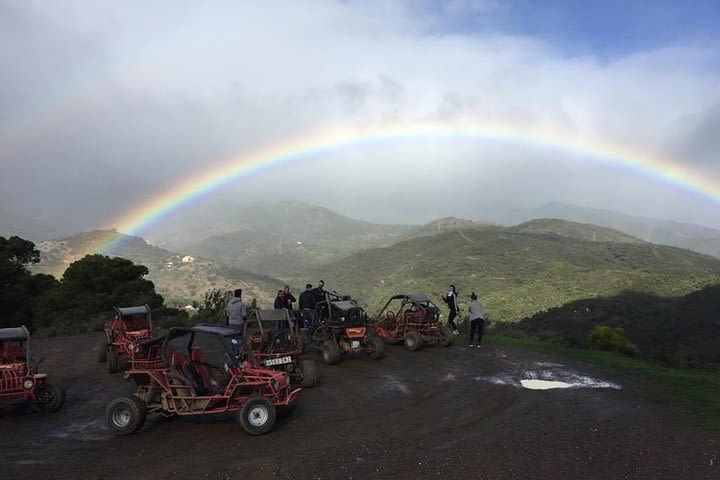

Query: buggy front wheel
<box><xmin>404</xmin><ymin>331</ymin><xmax>424</xmax><ymax>351</ymax></box>
<box><xmin>439</xmin><ymin>325</ymin><xmax>455</xmax><ymax>347</ymax></box>
<box><xmin>97</xmin><ymin>341</ymin><xmax>108</xmax><ymax>363</ymax></box>
<box><xmin>107</xmin><ymin>349</ymin><xmax>118</xmax><ymax>374</ymax></box>
<box><xmin>367</xmin><ymin>336</ymin><xmax>385</xmax><ymax>360</ymax></box>
<box><xmin>321</xmin><ymin>341</ymin><xmax>342</xmax><ymax>365</ymax></box>
<box><xmin>238</xmin><ymin>396</ymin><xmax>276</xmax><ymax>435</ymax></box>
<box><xmin>106</xmin><ymin>396</ymin><xmax>147</xmax><ymax>435</ymax></box>
<box><xmin>35</xmin><ymin>383</ymin><xmax>65</xmax><ymax>413</ymax></box>
<box><xmin>300</xmin><ymin>359</ymin><xmax>317</xmax><ymax>388</ymax></box>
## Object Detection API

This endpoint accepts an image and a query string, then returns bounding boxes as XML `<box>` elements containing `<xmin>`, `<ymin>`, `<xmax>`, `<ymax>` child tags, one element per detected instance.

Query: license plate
<box><xmin>351</xmin><ymin>340</ymin><xmax>360</xmax><ymax>349</ymax></box>
<box><xmin>264</xmin><ymin>356</ymin><xmax>292</xmax><ymax>367</ymax></box>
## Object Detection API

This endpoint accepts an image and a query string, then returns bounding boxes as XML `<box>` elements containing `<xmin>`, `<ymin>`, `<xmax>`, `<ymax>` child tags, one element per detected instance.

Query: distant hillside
<box><xmin>506</xmin><ymin>286</ymin><xmax>720</xmax><ymax>370</ymax></box>
<box><xmin>404</xmin><ymin>217</ymin><xmax>497</xmax><ymax>239</ymax></box>
<box><xmin>302</xmin><ymin>223</ymin><xmax>720</xmax><ymax>320</ymax></box>
<box><xmin>32</xmin><ymin>230</ymin><xmax>281</xmax><ymax>308</ymax></box>
<box><xmin>509</xmin><ymin>202</ymin><xmax>720</xmax><ymax>258</ymax></box>
<box><xmin>509</xmin><ymin>219</ymin><xmax>643</xmax><ymax>244</ymax></box>
<box><xmin>182</xmin><ymin>201</ymin><xmax>417</xmax><ymax>278</ymax></box>
<box><xmin>153</xmin><ymin>201</ymin><xmax>416</xmax><ymax>251</ymax></box>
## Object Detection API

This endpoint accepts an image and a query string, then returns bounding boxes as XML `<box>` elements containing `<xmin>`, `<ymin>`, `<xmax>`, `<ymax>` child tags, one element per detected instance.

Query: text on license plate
<box><xmin>351</xmin><ymin>340</ymin><xmax>360</xmax><ymax>348</ymax></box>
<box><xmin>265</xmin><ymin>356</ymin><xmax>292</xmax><ymax>366</ymax></box>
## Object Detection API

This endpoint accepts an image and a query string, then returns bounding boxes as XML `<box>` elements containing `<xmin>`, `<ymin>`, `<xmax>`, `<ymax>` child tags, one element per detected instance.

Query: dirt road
<box><xmin>1</xmin><ymin>333</ymin><xmax>717</xmax><ymax>479</ymax></box>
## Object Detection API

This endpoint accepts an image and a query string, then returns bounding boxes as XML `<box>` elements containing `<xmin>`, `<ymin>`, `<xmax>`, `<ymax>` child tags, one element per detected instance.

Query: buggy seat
<box><xmin>188</xmin><ymin>347</ymin><xmax>214</xmax><ymax>395</ymax></box>
<box><xmin>1</xmin><ymin>344</ymin><xmax>26</xmax><ymax>362</ymax></box>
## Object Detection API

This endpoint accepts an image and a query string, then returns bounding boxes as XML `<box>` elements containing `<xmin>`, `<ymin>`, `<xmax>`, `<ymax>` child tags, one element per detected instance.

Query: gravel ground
<box><xmin>0</xmin><ymin>333</ymin><xmax>717</xmax><ymax>479</ymax></box>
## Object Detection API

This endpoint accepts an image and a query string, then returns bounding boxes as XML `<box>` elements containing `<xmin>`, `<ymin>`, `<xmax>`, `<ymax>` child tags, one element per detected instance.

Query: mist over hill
<box><xmin>504</xmin><ymin>202</ymin><xmax>720</xmax><ymax>258</ymax></box>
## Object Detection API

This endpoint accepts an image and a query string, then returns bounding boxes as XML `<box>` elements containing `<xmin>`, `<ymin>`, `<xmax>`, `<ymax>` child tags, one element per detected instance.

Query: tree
<box><xmin>0</xmin><ymin>236</ymin><xmax>55</xmax><ymax>329</ymax></box>
<box><xmin>34</xmin><ymin>254</ymin><xmax>163</xmax><ymax>327</ymax></box>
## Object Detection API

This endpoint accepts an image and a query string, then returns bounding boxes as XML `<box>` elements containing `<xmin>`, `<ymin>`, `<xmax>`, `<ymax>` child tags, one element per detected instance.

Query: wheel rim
<box><xmin>112</xmin><ymin>407</ymin><xmax>132</xmax><ymax>428</ymax></box>
<box><xmin>248</xmin><ymin>405</ymin><xmax>269</xmax><ymax>427</ymax></box>
<box><xmin>36</xmin><ymin>389</ymin><xmax>53</xmax><ymax>405</ymax></box>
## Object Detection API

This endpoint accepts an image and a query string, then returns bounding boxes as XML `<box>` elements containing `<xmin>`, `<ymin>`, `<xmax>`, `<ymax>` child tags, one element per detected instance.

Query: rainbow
<box><xmin>76</xmin><ymin>120</ymin><xmax>718</xmax><ymax>265</ymax></box>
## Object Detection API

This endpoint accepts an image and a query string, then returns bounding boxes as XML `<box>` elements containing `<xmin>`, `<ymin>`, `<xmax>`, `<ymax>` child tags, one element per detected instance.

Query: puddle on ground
<box><xmin>48</xmin><ymin>419</ymin><xmax>110</xmax><ymax>441</ymax></box>
<box><xmin>521</xmin><ymin>379</ymin><xmax>573</xmax><ymax>390</ymax></box>
<box><xmin>477</xmin><ymin>365</ymin><xmax>621</xmax><ymax>391</ymax></box>
<box><xmin>379</xmin><ymin>375</ymin><xmax>411</xmax><ymax>395</ymax></box>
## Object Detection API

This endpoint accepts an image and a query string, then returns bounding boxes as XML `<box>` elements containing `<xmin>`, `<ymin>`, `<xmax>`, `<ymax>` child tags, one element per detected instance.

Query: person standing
<box><xmin>467</xmin><ymin>292</ymin><xmax>486</xmax><ymax>347</ymax></box>
<box><xmin>283</xmin><ymin>285</ymin><xmax>296</xmax><ymax>311</ymax></box>
<box><xmin>298</xmin><ymin>283</ymin><xmax>316</xmax><ymax>329</ymax></box>
<box><xmin>273</xmin><ymin>290</ymin><xmax>286</xmax><ymax>310</ymax></box>
<box><xmin>442</xmin><ymin>284</ymin><xmax>460</xmax><ymax>335</ymax></box>
<box><xmin>227</xmin><ymin>288</ymin><xmax>247</xmax><ymax>327</ymax></box>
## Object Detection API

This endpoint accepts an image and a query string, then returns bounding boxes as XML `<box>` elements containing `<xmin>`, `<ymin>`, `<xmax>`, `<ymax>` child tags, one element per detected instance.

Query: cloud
<box><xmin>0</xmin><ymin>0</ymin><xmax>719</xmax><ymax>232</ymax></box>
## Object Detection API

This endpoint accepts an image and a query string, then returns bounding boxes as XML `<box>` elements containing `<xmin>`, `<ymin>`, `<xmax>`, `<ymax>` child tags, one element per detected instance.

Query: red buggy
<box><xmin>243</xmin><ymin>309</ymin><xmax>317</xmax><ymax>388</ymax></box>
<box><xmin>0</xmin><ymin>326</ymin><xmax>65</xmax><ymax>412</ymax></box>
<box><xmin>106</xmin><ymin>325</ymin><xmax>301</xmax><ymax>436</ymax></box>
<box><xmin>98</xmin><ymin>305</ymin><xmax>155</xmax><ymax>373</ymax></box>
<box><xmin>373</xmin><ymin>294</ymin><xmax>454</xmax><ymax>350</ymax></box>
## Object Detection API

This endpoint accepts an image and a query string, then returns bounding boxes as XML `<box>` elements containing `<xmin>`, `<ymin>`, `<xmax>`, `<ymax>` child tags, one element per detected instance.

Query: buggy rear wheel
<box><xmin>368</xmin><ymin>336</ymin><xmax>385</xmax><ymax>360</ymax></box>
<box><xmin>106</xmin><ymin>396</ymin><xmax>146</xmax><ymax>435</ymax></box>
<box><xmin>439</xmin><ymin>325</ymin><xmax>455</xmax><ymax>347</ymax></box>
<box><xmin>107</xmin><ymin>349</ymin><xmax>118</xmax><ymax>374</ymax></box>
<box><xmin>35</xmin><ymin>383</ymin><xmax>65</xmax><ymax>413</ymax></box>
<box><xmin>321</xmin><ymin>341</ymin><xmax>342</xmax><ymax>365</ymax></box>
<box><xmin>238</xmin><ymin>396</ymin><xmax>276</xmax><ymax>435</ymax></box>
<box><xmin>300</xmin><ymin>359</ymin><xmax>317</xmax><ymax>388</ymax></box>
<box><xmin>97</xmin><ymin>341</ymin><xmax>108</xmax><ymax>363</ymax></box>
<box><xmin>404</xmin><ymin>331</ymin><xmax>424</xmax><ymax>351</ymax></box>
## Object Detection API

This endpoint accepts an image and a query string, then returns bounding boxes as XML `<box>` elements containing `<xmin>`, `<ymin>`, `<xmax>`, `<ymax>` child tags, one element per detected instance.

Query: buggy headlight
<box><xmin>271</xmin><ymin>379</ymin><xmax>281</xmax><ymax>391</ymax></box>
<box><xmin>23</xmin><ymin>379</ymin><xmax>34</xmax><ymax>389</ymax></box>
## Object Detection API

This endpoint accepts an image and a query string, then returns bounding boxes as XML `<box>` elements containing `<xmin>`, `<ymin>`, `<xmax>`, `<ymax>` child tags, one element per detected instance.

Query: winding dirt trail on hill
<box><xmin>0</xmin><ymin>333</ymin><xmax>717</xmax><ymax>479</ymax></box>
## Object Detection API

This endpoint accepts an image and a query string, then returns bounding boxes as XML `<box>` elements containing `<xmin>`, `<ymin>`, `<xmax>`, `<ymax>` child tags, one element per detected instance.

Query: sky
<box><xmin>1</xmin><ymin>0</ymin><xmax>719</xmax><ymax>237</ymax></box>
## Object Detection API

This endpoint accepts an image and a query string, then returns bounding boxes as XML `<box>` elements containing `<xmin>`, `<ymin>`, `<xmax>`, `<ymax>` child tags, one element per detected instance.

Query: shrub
<box><xmin>587</xmin><ymin>325</ymin><xmax>639</xmax><ymax>356</ymax></box>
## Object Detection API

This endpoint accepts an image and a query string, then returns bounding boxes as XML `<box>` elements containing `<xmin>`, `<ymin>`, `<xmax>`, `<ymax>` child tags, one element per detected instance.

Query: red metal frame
<box><xmin>105</xmin><ymin>306</ymin><xmax>155</xmax><ymax>364</ymax></box>
<box><xmin>0</xmin><ymin>337</ymin><xmax>49</xmax><ymax>406</ymax></box>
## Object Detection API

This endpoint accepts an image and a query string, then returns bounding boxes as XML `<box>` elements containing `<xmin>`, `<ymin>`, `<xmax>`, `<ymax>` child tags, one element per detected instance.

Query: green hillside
<box><xmin>509</xmin><ymin>218</ymin><xmax>643</xmax><ymax>244</ymax></box>
<box><xmin>302</xmin><ymin>225</ymin><xmax>720</xmax><ymax>320</ymax></box>
<box><xmin>504</xmin><ymin>285</ymin><xmax>720</xmax><ymax>370</ymax></box>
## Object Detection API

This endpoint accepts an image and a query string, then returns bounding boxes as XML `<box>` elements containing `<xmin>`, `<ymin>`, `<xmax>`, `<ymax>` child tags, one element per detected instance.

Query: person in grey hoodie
<box><xmin>467</xmin><ymin>292</ymin><xmax>486</xmax><ymax>347</ymax></box>
<box><xmin>227</xmin><ymin>288</ymin><xmax>247</xmax><ymax>327</ymax></box>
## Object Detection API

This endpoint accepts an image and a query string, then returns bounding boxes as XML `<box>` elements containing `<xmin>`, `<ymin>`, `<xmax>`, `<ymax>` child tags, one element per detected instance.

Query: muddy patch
<box><xmin>478</xmin><ymin>364</ymin><xmax>621</xmax><ymax>391</ymax></box>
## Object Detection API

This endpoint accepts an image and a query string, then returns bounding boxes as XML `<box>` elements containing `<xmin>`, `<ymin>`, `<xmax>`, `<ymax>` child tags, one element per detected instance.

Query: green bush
<box><xmin>588</xmin><ymin>325</ymin><xmax>639</xmax><ymax>356</ymax></box>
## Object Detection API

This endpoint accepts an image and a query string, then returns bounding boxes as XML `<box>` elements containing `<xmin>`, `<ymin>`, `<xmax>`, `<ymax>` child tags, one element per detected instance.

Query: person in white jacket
<box><xmin>467</xmin><ymin>292</ymin><xmax>486</xmax><ymax>347</ymax></box>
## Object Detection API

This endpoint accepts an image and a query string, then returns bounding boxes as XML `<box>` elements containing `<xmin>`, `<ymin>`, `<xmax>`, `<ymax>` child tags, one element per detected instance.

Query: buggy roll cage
<box><xmin>161</xmin><ymin>325</ymin><xmax>244</xmax><ymax>368</ymax></box>
<box><xmin>112</xmin><ymin>304</ymin><xmax>153</xmax><ymax>332</ymax></box>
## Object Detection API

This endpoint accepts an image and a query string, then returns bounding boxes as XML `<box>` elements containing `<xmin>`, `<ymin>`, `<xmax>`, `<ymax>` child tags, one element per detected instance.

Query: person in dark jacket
<box><xmin>283</xmin><ymin>285</ymin><xmax>296</xmax><ymax>310</ymax></box>
<box><xmin>312</xmin><ymin>280</ymin><xmax>326</xmax><ymax>304</ymax></box>
<box><xmin>442</xmin><ymin>284</ymin><xmax>460</xmax><ymax>335</ymax></box>
<box><xmin>273</xmin><ymin>290</ymin><xmax>286</xmax><ymax>310</ymax></box>
<box><xmin>298</xmin><ymin>283</ymin><xmax>316</xmax><ymax>329</ymax></box>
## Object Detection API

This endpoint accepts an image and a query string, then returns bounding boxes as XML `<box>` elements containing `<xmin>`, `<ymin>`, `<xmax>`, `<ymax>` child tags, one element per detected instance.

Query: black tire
<box><xmin>296</xmin><ymin>333</ymin><xmax>307</xmax><ymax>354</ymax></box>
<box><xmin>300</xmin><ymin>359</ymin><xmax>317</xmax><ymax>388</ymax></box>
<box><xmin>35</xmin><ymin>383</ymin><xmax>65</xmax><ymax>413</ymax></box>
<box><xmin>439</xmin><ymin>325</ymin><xmax>455</xmax><ymax>347</ymax></box>
<box><xmin>107</xmin><ymin>349</ymin><xmax>118</xmax><ymax>374</ymax></box>
<box><xmin>97</xmin><ymin>341</ymin><xmax>108</xmax><ymax>363</ymax></box>
<box><xmin>321</xmin><ymin>341</ymin><xmax>341</xmax><ymax>365</ymax></box>
<box><xmin>276</xmin><ymin>402</ymin><xmax>297</xmax><ymax>417</ymax></box>
<box><xmin>106</xmin><ymin>396</ymin><xmax>146</xmax><ymax>435</ymax></box>
<box><xmin>238</xmin><ymin>396</ymin><xmax>276</xmax><ymax>435</ymax></box>
<box><xmin>368</xmin><ymin>336</ymin><xmax>385</xmax><ymax>360</ymax></box>
<box><xmin>404</xmin><ymin>331</ymin><xmax>424</xmax><ymax>351</ymax></box>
